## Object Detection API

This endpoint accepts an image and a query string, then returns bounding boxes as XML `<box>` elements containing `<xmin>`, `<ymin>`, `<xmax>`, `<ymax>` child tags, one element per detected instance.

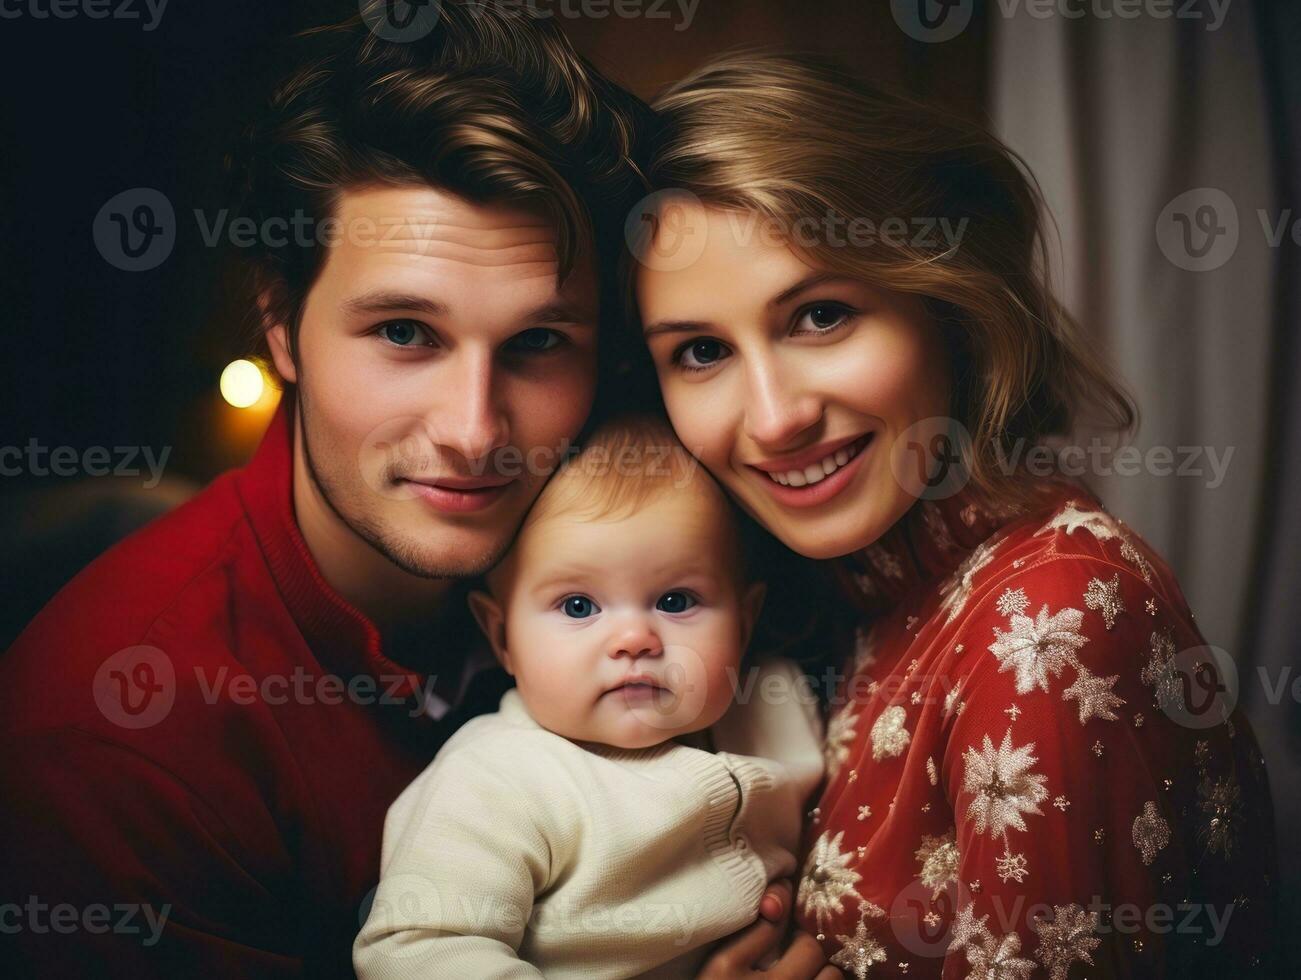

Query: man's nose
<box><xmin>440</xmin><ymin>350</ymin><xmax>511</xmax><ymax>464</ymax></box>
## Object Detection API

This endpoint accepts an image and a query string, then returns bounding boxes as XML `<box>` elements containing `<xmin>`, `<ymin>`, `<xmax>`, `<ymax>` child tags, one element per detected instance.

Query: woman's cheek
<box><xmin>664</xmin><ymin>383</ymin><xmax>732</xmax><ymax>473</ymax></box>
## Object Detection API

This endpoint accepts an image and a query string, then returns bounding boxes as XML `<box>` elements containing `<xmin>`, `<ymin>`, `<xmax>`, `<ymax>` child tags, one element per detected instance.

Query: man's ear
<box><xmin>740</xmin><ymin>582</ymin><xmax>767</xmax><ymax>651</ymax></box>
<box><xmin>467</xmin><ymin>590</ymin><xmax>512</xmax><ymax>675</ymax></box>
<box><xmin>259</xmin><ymin>287</ymin><xmax>297</xmax><ymax>384</ymax></box>
<box><xmin>265</xmin><ymin>322</ymin><xmax>297</xmax><ymax>385</ymax></box>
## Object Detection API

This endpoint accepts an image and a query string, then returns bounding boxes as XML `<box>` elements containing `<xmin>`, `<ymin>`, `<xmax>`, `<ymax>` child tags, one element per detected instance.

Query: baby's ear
<box><xmin>740</xmin><ymin>582</ymin><xmax>767</xmax><ymax>650</ymax></box>
<box><xmin>467</xmin><ymin>590</ymin><xmax>512</xmax><ymax>675</ymax></box>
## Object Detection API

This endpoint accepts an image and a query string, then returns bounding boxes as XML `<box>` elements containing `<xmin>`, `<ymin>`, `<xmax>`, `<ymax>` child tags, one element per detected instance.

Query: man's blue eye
<box><xmin>562</xmin><ymin>596</ymin><xmax>597</xmax><ymax>618</ymax></box>
<box><xmin>514</xmin><ymin>328</ymin><xmax>561</xmax><ymax>352</ymax></box>
<box><xmin>656</xmin><ymin>592</ymin><xmax>696</xmax><ymax>614</ymax></box>
<box><xmin>380</xmin><ymin>320</ymin><xmax>422</xmax><ymax>346</ymax></box>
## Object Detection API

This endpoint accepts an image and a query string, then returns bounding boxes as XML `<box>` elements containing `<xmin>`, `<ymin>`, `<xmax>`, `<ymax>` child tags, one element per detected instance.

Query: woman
<box><xmin>630</xmin><ymin>54</ymin><xmax>1275</xmax><ymax>978</ymax></box>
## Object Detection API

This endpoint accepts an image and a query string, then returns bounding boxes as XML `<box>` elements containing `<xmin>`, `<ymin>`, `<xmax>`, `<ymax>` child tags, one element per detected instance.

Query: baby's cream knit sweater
<box><xmin>353</xmin><ymin>657</ymin><xmax>824</xmax><ymax>978</ymax></box>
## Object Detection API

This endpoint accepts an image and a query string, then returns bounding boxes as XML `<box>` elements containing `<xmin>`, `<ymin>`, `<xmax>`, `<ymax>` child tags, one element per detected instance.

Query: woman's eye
<box><xmin>378</xmin><ymin>320</ymin><xmax>428</xmax><ymax>347</ymax></box>
<box><xmin>675</xmin><ymin>338</ymin><xmax>730</xmax><ymax>371</ymax></box>
<box><xmin>656</xmin><ymin>591</ymin><xmax>697</xmax><ymax>614</ymax></box>
<box><xmin>562</xmin><ymin>595</ymin><xmax>599</xmax><ymax>618</ymax></box>
<box><xmin>796</xmin><ymin>303</ymin><xmax>854</xmax><ymax>334</ymax></box>
<box><xmin>510</xmin><ymin>328</ymin><xmax>563</xmax><ymax>353</ymax></box>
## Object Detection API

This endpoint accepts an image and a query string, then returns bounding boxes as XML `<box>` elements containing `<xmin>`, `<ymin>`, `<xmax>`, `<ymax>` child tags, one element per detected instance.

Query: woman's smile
<box><xmin>744</xmin><ymin>432</ymin><xmax>874</xmax><ymax>508</ymax></box>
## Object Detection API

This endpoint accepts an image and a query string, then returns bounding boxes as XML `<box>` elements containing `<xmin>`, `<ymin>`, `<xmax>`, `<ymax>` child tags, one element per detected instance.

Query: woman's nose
<box><xmin>743</xmin><ymin>358</ymin><xmax>823</xmax><ymax>450</ymax></box>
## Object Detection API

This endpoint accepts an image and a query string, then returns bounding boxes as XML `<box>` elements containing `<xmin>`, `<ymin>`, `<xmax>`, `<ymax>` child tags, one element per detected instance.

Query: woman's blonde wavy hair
<box><xmin>638</xmin><ymin>51</ymin><xmax>1136</xmax><ymax>509</ymax></box>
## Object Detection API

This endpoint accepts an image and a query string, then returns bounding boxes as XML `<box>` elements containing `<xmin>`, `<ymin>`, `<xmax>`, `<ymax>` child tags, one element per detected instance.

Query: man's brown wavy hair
<box><xmin>230</xmin><ymin>0</ymin><xmax>651</xmax><ymax>380</ymax></box>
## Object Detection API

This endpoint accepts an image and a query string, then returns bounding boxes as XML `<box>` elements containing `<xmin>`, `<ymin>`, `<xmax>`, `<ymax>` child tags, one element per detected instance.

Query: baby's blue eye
<box><xmin>656</xmin><ymin>592</ymin><xmax>696</xmax><ymax>614</ymax></box>
<box><xmin>562</xmin><ymin>596</ymin><xmax>597</xmax><ymax>618</ymax></box>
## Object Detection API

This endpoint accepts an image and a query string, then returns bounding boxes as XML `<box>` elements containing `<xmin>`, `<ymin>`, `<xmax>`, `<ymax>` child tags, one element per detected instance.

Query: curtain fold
<box><xmin>992</xmin><ymin>0</ymin><xmax>1297</xmax><ymax>967</ymax></box>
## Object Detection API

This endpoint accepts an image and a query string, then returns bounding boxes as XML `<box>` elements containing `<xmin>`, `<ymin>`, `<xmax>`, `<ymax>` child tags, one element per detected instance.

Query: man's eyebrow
<box><xmin>524</xmin><ymin>303</ymin><xmax>598</xmax><ymax>326</ymax></box>
<box><xmin>341</xmin><ymin>291</ymin><xmax>450</xmax><ymax>318</ymax></box>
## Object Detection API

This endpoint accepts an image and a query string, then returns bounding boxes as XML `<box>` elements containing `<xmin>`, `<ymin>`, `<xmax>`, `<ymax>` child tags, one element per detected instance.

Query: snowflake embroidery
<box><xmin>1036</xmin><ymin>500</ymin><xmax>1120</xmax><ymax>541</ymax></box>
<box><xmin>852</xmin><ymin>625</ymin><xmax>879</xmax><ymax>675</ymax></box>
<box><xmin>1063</xmin><ymin>667</ymin><xmax>1125</xmax><ymax>724</ymax></box>
<box><xmin>995</xmin><ymin>849</ymin><xmax>1029</xmax><ymax>884</ymax></box>
<box><xmin>1030</xmin><ymin>904</ymin><xmax>1101</xmax><ymax>980</ymax></box>
<box><xmin>962</xmin><ymin>728</ymin><xmax>1049</xmax><ymax>839</ymax></box>
<box><xmin>937</xmin><ymin>536</ymin><xmax>1002</xmax><ymax>624</ymax></box>
<box><xmin>1140</xmin><ymin>627</ymin><xmax>1184</xmax><ymax>714</ymax></box>
<box><xmin>1132</xmin><ymin>800</ymin><xmax>1171</xmax><ymax>865</ymax></box>
<box><xmin>944</xmin><ymin>678</ymin><xmax>965</xmax><ymax>717</ymax></box>
<box><xmin>989</xmin><ymin>603</ymin><xmax>1089</xmax><ymax>694</ymax></box>
<box><xmin>964</xmin><ymin>928</ymin><xmax>1036</xmax><ymax>980</ymax></box>
<box><xmin>830</xmin><ymin>909</ymin><xmax>889</xmax><ymax>980</ymax></box>
<box><xmin>949</xmin><ymin>902</ymin><xmax>992</xmax><ymax>953</ymax></box>
<box><xmin>1120</xmin><ymin>537</ymin><xmax>1155</xmax><ymax>584</ymax></box>
<box><xmin>923</xmin><ymin>501</ymin><xmax>958</xmax><ymax>553</ymax></box>
<box><xmin>866</xmin><ymin>545</ymin><xmax>904</xmax><ymax>581</ymax></box>
<box><xmin>995</xmin><ymin>587</ymin><xmax>1029</xmax><ymax>617</ymax></box>
<box><xmin>797</xmin><ymin>831</ymin><xmax>864</xmax><ymax>933</ymax></box>
<box><xmin>1083</xmin><ymin>574</ymin><xmax>1125</xmax><ymax>630</ymax></box>
<box><xmin>1196</xmin><ymin>773</ymin><xmax>1244</xmax><ymax>859</ymax></box>
<box><xmin>852</xmin><ymin>571</ymin><xmax>880</xmax><ymax>599</ymax></box>
<box><xmin>870</xmin><ymin>705</ymin><xmax>911</xmax><ymax>761</ymax></box>
<box><xmin>914</xmin><ymin>831</ymin><xmax>960</xmax><ymax>899</ymax></box>
<box><xmin>825</xmin><ymin>705</ymin><xmax>861</xmax><ymax>779</ymax></box>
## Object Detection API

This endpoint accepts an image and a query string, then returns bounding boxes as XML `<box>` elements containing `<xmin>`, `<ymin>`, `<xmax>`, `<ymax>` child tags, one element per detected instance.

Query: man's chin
<box><xmin>366</xmin><ymin>526</ymin><xmax>516</xmax><ymax>581</ymax></box>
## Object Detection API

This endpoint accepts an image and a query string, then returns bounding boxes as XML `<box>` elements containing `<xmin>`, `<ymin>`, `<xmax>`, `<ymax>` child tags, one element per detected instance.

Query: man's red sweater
<box><xmin>0</xmin><ymin>400</ymin><xmax>509</xmax><ymax>977</ymax></box>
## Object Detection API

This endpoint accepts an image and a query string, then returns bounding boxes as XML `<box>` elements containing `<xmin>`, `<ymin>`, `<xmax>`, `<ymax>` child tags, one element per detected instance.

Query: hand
<box><xmin>696</xmin><ymin>880</ymin><xmax>843</xmax><ymax>979</ymax></box>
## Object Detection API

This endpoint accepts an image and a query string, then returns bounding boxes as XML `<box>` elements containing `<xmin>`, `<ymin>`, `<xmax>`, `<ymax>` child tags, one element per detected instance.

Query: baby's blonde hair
<box><xmin>486</xmin><ymin>415</ymin><xmax>751</xmax><ymax>595</ymax></box>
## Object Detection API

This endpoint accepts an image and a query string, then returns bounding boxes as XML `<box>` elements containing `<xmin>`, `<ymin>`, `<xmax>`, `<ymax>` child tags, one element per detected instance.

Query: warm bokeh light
<box><xmin>220</xmin><ymin>359</ymin><xmax>265</xmax><ymax>409</ymax></box>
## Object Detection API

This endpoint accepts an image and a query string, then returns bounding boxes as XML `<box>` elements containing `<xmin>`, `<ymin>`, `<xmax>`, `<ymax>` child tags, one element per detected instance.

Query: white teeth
<box><xmin>768</xmin><ymin>438</ymin><xmax>866</xmax><ymax>489</ymax></box>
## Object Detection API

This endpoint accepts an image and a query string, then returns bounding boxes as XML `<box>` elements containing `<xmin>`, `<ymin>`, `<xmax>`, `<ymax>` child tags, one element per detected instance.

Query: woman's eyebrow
<box><xmin>769</xmin><ymin>272</ymin><xmax>852</xmax><ymax>306</ymax></box>
<box><xmin>643</xmin><ymin>319</ymin><xmax>712</xmax><ymax>338</ymax></box>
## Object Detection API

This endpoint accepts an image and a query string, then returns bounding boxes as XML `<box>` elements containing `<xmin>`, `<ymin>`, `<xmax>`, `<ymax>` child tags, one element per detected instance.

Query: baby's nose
<box><xmin>610</xmin><ymin>620</ymin><xmax>664</xmax><ymax>660</ymax></box>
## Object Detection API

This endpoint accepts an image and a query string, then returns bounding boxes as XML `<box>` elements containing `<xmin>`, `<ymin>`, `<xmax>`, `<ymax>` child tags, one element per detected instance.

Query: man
<box><xmin>0</xmin><ymin>3</ymin><xmax>646</xmax><ymax>975</ymax></box>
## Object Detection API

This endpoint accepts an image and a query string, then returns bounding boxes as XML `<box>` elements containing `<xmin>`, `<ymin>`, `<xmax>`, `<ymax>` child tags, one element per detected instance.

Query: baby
<box><xmin>353</xmin><ymin>416</ymin><xmax>824</xmax><ymax>979</ymax></box>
